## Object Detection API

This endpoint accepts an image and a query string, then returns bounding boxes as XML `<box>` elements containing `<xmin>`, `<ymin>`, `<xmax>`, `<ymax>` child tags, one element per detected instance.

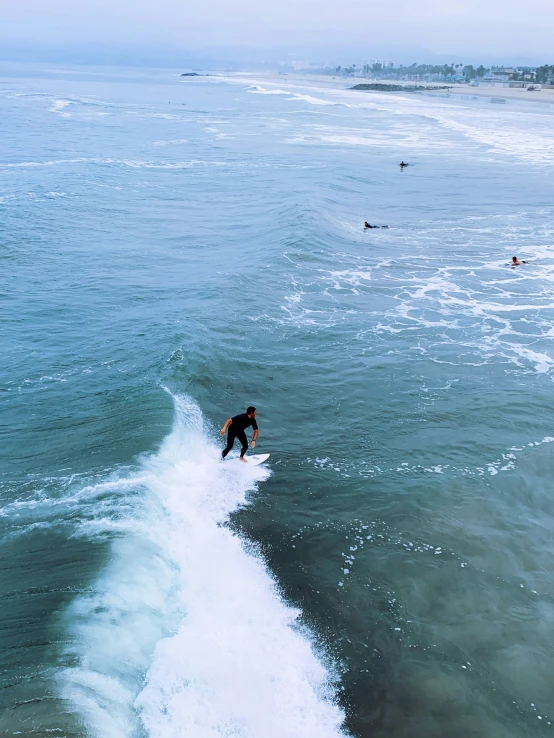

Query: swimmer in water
<box><xmin>364</xmin><ymin>222</ymin><xmax>389</xmax><ymax>229</ymax></box>
<box><xmin>511</xmin><ymin>256</ymin><xmax>527</xmax><ymax>266</ymax></box>
<box><xmin>400</xmin><ymin>161</ymin><xmax>409</xmax><ymax>168</ymax></box>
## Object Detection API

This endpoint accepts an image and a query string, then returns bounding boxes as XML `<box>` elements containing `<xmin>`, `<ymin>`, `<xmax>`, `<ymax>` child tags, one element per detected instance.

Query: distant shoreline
<box><xmin>217</xmin><ymin>70</ymin><xmax>554</xmax><ymax>108</ymax></box>
<box><xmin>350</xmin><ymin>80</ymin><xmax>554</xmax><ymax>104</ymax></box>
<box><xmin>251</xmin><ymin>71</ymin><xmax>554</xmax><ymax>106</ymax></box>
<box><xmin>351</xmin><ymin>82</ymin><xmax>452</xmax><ymax>92</ymax></box>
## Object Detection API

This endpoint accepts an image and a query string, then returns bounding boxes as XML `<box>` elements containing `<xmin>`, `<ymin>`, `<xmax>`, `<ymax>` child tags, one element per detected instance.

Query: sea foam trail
<box><xmin>58</xmin><ymin>393</ymin><xmax>346</xmax><ymax>738</ymax></box>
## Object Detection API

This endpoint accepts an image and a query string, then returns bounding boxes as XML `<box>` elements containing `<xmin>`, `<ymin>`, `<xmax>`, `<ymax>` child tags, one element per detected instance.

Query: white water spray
<box><xmin>58</xmin><ymin>393</ymin><xmax>346</xmax><ymax>738</ymax></box>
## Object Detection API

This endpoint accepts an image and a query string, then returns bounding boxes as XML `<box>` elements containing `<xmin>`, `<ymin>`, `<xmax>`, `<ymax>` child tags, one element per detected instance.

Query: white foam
<box><xmin>288</xmin><ymin>93</ymin><xmax>343</xmax><ymax>107</ymax></box>
<box><xmin>248</xmin><ymin>85</ymin><xmax>291</xmax><ymax>96</ymax></box>
<box><xmin>152</xmin><ymin>138</ymin><xmax>190</xmax><ymax>147</ymax></box>
<box><xmin>49</xmin><ymin>99</ymin><xmax>72</xmax><ymax>116</ymax></box>
<box><xmin>58</xmin><ymin>393</ymin><xmax>345</xmax><ymax>738</ymax></box>
<box><xmin>0</xmin><ymin>157</ymin><xmax>93</xmax><ymax>168</ymax></box>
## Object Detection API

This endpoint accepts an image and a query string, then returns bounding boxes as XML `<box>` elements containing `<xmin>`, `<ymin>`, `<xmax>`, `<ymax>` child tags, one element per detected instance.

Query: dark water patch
<box><xmin>0</xmin><ymin>527</ymin><xmax>107</xmax><ymax>736</ymax></box>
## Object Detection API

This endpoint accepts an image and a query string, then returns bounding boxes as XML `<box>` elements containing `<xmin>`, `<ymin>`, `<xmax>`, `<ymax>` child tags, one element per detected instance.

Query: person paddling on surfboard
<box><xmin>220</xmin><ymin>406</ymin><xmax>259</xmax><ymax>462</ymax></box>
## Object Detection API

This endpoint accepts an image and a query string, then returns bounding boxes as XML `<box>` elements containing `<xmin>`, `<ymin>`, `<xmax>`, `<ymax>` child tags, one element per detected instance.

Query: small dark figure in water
<box><xmin>511</xmin><ymin>256</ymin><xmax>527</xmax><ymax>266</ymax></box>
<box><xmin>364</xmin><ymin>222</ymin><xmax>389</xmax><ymax>229</ymax></box>
<box><xmin>400</xmin><ymin>161</ymin><xmax>409</xmax><ymax>168</ymax></box>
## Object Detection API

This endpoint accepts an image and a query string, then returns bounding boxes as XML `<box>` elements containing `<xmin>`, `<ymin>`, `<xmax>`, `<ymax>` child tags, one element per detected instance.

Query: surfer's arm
<box><xmin>220</xmin><ymin>418</ymin><xmax>232</xmax><ymax>436</ymax></box>
<box><xmin>251</xmin><ymin>428</ymin><xmax>259</xmax><ymax>447</ymax></box>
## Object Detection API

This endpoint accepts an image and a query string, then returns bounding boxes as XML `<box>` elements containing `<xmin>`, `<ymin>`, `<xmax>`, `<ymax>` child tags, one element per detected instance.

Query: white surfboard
<box><xmin>227</xmin><ymin>453</ymin><xmax>270</xmax><ymax>466</ymax></box>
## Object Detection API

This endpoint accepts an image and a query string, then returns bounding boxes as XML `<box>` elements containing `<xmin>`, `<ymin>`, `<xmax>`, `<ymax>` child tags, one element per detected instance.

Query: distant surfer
<box><xmin>364</xmin><ymin>222</ymin><xmax>389</xmax><ymax>229</ymax></box>
<box><xmin>400</xmin><ymin>161</ymin><xmax>409</xmax><ymax>168</ymax></box>
<box><xmin>220</xmin><ymin>406</ymin><xmax>259</xmax><ymax>462</ymax></box>
<box><xmin>511</xmin><ymin>256</ymin><xmax>527</xmax><ymax>266</ymax></box>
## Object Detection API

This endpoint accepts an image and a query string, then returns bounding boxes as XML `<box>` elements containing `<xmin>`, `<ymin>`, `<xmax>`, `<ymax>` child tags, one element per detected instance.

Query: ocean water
<box><xmin>2</xmin><ymin>64</ymin><xmax>554</xmax><ymax>738</ymax></box>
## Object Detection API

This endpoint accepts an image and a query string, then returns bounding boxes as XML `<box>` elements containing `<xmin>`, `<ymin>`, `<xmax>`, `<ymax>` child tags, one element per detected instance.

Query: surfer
<box><xmin>364</xmin><ymin>222</ymin><xmax>389</xmax><ymax>229</ymax></box>
<box><xmin>511</xmin><ymin>256</ymin><xmax>526</xmax><ymax>266</ymax></box>
<box><xmin>400</xmin><ymin>161</ymin><xmax>409</xmax><ymax>168</ymax></box>
<box><xmin>220</xmin><ymin>406</ymin><xmax>259</xmax><ymax>462</ymax></box>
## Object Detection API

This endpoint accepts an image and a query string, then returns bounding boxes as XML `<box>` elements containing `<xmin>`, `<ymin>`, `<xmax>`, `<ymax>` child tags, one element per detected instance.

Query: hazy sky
<box><xmin>1</xmin><ymin>0</ymin><xmax>553</xmax><ymax>61</ymax></box>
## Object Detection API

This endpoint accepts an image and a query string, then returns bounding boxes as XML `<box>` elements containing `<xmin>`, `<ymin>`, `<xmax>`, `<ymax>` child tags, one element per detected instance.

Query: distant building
<box><xmin>291</xmin><ymin>60</ymin><xmax>321</xmax><ymax>71</ymax></box>
<box><xmin>518</xmin><ymin>67</ymin><xmax>537</xmax><ymax>81</ymax></box>
<box><xmin>488</xmin><ymin>66</ymin><xmax>515</xmax><ymax>81</ymax></box>
<box><xmin>487</xmin><ymin>66</ymin><xmax>536</xmax><ymax>83</ymax></box>
<box><xmin>370</xmin><ymin>59</ymin><xmax>393</xmax><ymax>69</ymax></box>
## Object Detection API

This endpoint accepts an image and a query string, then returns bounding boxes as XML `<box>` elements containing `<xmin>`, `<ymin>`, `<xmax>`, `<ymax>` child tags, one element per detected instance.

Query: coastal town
<box><xmin>355</xmin><ymin>62</ymin><xmax>553</xmax><ymax>88</ymax></box>
<box><xmin>345</xmin><ymin>63</ymin><xmax>554</xmax><ymax>102</ymax></box>
<box><xmin>287</xmin><ymin>60</ymin><xmax>554</xmax><ymax>88</ymax></box>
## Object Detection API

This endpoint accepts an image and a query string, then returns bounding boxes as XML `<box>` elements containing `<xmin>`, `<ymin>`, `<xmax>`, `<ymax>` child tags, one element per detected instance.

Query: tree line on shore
<box><xmin>333</xmin><ymin>62</ymin><xmax>554</xmax><ymax>83</ymax></box>
<box><xmin>335</xmin><ymin>63</ymin><xmax>488</xmax><ymax>79</ymax></box>
<box><xmin>535</xmin><ymin>65</ymin><xmax>554</xmax><ymax>83</ymax></box>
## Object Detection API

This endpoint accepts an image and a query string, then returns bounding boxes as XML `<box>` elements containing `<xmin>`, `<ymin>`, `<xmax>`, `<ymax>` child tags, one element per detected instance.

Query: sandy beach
<box><xmin>257</xmin><ymin>71</ymin><xmax>554</xmax><ymax>106</ymax></box>
<box><xmin>421</xmin><ymin>82</ymin><xmax>554</xmax><ymax>105</ymax></box>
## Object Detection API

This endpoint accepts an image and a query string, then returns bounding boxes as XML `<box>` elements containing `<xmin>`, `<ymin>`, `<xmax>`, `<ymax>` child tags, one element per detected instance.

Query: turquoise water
<box><xmin>2</xmin><ymin>64</ymin><xmax>554</xmax><ymax>737</ymax></box>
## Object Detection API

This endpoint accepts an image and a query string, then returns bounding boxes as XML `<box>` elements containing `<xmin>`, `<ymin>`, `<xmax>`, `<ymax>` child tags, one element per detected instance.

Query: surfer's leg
<box><xmin>222</xmin><ymin>432</ymin><xmax>236</xmax><ymax>459</ymax></box>
<box><xmin>237</xmin><ymin>430</ymin><xmax>248</xmax><ymax>459</ymax></box>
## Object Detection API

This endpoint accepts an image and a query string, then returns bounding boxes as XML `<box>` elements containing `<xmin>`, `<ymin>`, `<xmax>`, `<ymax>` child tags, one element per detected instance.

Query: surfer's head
<box><xmin>246</xmin><ymin>406</ymin><xmax>256</xmax><ymax>417</ymax></box>
<box><xmin>512</xmin><ymin>256</ymin><xmax>518</xmax><ymax>263</ymax></box>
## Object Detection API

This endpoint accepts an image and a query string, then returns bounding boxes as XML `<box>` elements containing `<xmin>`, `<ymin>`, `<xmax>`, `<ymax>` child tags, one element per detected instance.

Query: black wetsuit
<box><xmin>222</xmin><ymin>413</ymin><xmax>258</xmax><ymax>458</ymax></box>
